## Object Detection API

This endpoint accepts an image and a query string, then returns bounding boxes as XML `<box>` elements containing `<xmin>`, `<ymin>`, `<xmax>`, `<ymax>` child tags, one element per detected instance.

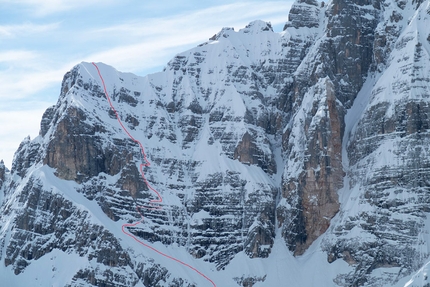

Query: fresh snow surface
<box><xmin>0</xmin><ymin>249</ymin><xmax>87</xmax><ymax>287</ymax></box>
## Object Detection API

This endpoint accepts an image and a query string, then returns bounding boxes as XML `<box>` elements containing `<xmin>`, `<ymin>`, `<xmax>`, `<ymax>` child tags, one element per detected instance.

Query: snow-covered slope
<box><xmin>1</xmin><ymin>0</ymin><xmax>430</xmax><ymax>286</ymax></box>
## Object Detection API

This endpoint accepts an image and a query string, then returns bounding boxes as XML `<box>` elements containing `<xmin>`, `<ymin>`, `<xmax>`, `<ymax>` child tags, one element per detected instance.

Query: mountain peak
<box><xmin>284</xmin><ymin>0</ymin><xmax>322</xmax><ymax>29</ymax></box>
<box><xmin>208</xmin><ymin>20</ymin><xmax>273</xmax><ymax>42</ymax></box>
<box><xmin>240</xmin><ymin>20</ymin><xmax>273</xmax><ymax>33</ymax></box>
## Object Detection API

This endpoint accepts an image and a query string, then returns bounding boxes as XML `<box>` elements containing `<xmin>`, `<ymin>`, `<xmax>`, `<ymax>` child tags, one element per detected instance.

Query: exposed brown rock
<box><xmin>43</xmin><ymin>106</ymin><xmax>134</xmax><ymax>183</ymax></box>
<box><xmin>294</xmin><ymin>80</ymin><xmax>343</xmax><ymax>255</ymax></box>
<box><xmin>234</xmin><ymin>132</ymin><xmax>258</xmax><ymax>165</ymax></box>
<box><xmin>117</xmin><ymin>162</ymin><xmax>148</xmax><ymax>198</ymax></box>
<box><xmin>234</xmin><ymin>131</ymin><xmax>276</xmax><ymax>174</ymax></box>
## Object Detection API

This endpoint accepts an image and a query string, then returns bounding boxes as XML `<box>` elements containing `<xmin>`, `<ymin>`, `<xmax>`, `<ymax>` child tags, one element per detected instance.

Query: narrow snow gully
<box><xmin>91</xmin><ymin>62</ymin><xmax>216</xmax><ymax>287</ymax></box>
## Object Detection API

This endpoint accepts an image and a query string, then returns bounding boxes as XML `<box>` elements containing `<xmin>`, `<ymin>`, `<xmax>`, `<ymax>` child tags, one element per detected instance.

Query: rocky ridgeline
<box><xmin>1</xmin><ymin>0</ymin><xmax>430</xmax><ymax>286</ymax></box>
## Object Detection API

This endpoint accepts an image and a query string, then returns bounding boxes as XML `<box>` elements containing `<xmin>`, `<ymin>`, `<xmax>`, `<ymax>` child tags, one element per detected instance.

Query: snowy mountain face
<box><xmin>1</xmin><ymin>0</ymin><xmax>430</xmax><ymax>286</ymax></box>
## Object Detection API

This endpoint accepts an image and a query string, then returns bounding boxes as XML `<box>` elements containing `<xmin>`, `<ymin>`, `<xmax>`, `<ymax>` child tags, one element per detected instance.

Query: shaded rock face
<box><xmin>44</xmin><ymin>106</ymin><xmax>113</xmax><ymax>180</ymax></box>
<box><xmin>285</xmin><ymin>81</ymin><xmax>345</xmax><ymax>255</ymax></box>
<box><xmin>0</xmin><ymin>160</ymin><xmax>5</xmax><ymax>190</ymax></box>
<box><xmin>3</xmin><ymin>178</ymin><xmax>129</xmax><ymax>274</ymax></box>
<box><xmin>1</xmin><ymin>177</ymin><xmax>191</xmax><ymax>287</ymax></box>
<box><xmin>321</xmin><ymin>1</ymin><xmax>430</xmax><ymax>286</ymax></box>
<box><xmin>277</xmin><ymin>0</ymin><xmax>380</xmax><ymax>255</ymax></box>
<box><xmin>324</xmin><ymin>0</ymin><xmax>380</xmax><ymax>108</ymax></box>
<box><xmin>42</xmin><ymin>69</ymin><xmax>141</xmax><ymax>184</ymax></box>
<box><xmin>325</xmin><ymin>103</ymin><xmax>430</xmax><ymax>285</ymax></box>
<box><xmin>1</xmin><ymin>1</ymin><xmax>430</xmax><ymax>286</ymax></box>
<box><xmin>234</xmin><ymin>131</ymin><xmax>277</xmax><ymax>175</ymax></box>
<box><xmin>11</xmin><ymin>136</ymin><xmax>41</xmax><ymax>178</ymax></box>
<box><xmin>285</xmin><ymin>0</ymin><xmax>321</xmax><ymax>29</ymax></box>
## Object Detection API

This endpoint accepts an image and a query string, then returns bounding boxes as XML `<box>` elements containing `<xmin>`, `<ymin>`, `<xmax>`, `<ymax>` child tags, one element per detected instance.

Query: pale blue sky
<box><xmin>0</xmin><ymin>0</ymin><xmax>293</xmax><ymax>168</ymax></box>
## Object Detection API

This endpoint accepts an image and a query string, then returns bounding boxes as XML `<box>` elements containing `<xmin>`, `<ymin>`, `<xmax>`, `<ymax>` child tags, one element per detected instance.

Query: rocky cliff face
<box><xmin>1</xmin><ymin>1</ymin><xmax>430</xmax><ymax>286</ymax></box>
<box><xmin>322</xmin><ymin>1</ymin><xmax>430</xmax><ymax>285</ymax></box>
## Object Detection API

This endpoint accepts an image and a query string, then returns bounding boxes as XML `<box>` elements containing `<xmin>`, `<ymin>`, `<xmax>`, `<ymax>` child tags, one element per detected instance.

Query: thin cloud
<box><xmin>0</xmin><ymin>0</ymin><xmax>115</xmax><ymax>16</ymax></box>
<box><xmin>0</xmin><ymin>50</ymin><xmax>39</xmax><ymax>62</ymax></box>
<box><xmin>0</xmin><ymin>22</ymin><xmax>60</xmax><ymax>38</ymax></box>
<box><xmin>0</xmin><ymin>108</ymin><xmax>47</xmax><ymax>167</ymax></box>
<box><xmin>85</xmin><ymin>1</ymin><xmax>292</xmax><ymax>72</ymax></box>
<box><xmin>0</xmin><ymin>48</ymin><xmax>65</xmax><ymax>100</ymax></box>
<box><xmin>93</xmin><ymin>2</ymin><xmax>291</xmax><ymax>37</ymax></box>
<box><xmin>0</xmin><ymin>69</ymin><xmax>63</xmax><ymax>100</ymax></box>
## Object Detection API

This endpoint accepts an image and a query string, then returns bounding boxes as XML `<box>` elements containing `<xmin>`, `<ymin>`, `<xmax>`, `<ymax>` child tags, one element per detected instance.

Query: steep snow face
<box><xmin>1</xmin><ymin>0</ymin><xmax>430</xmax><ymax>286</ymax></box>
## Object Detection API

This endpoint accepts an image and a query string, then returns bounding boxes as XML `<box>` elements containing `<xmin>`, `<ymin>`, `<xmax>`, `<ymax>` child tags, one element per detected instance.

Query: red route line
<box><xmin>91</xmin><ymin>62</ymin><xmax>216</xmax><ymax>287</ymax></box>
